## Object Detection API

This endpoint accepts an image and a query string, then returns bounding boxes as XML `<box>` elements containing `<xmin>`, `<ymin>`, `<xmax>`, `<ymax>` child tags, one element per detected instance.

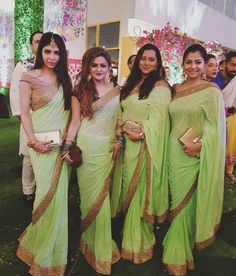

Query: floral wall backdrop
<box><xmin>0</xmin><ymin>2</ymin><xmax>14</xmax><ymax>95</ymax></box>
<box><xmin>137</xmin><ymin>22</ymin><xmax>226</xmax><ymax>84</ymax></box>
<box><xmin>44</xmin><ymin>0</ymin><xmax>87</xmax><ymax>78</ymax></box>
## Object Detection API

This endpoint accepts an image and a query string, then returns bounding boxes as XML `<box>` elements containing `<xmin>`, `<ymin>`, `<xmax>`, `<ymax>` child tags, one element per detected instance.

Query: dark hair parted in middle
<box><xmin>121</xmin><ymin>44</ymin><xmax>165</xmax><ymax>100</ymax></box>
<box><xmin>182</xmin><ymin>44</ymin><xmax>207</xmax><ymax>64</ymax></box>
<box><xmin>74</xmin><ymin>47</ymin><xmax>111</xmax><ymax>119</ymax></box>
<box><xmin>34</xmin><ymin>32</ymin><xmax>72</xmax><ymax>110</ymax></box>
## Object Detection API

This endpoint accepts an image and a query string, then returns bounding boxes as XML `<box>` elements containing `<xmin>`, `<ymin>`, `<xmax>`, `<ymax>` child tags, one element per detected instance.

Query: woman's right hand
<box><xmin>32</xmin><ymin>141</ymin><xmax>52</xmax><ymax>153</ymax></box>
<box><xmin>63</xmin><ymin>153</ymin><xmax>73</xmax><ymax>165</ymax></box>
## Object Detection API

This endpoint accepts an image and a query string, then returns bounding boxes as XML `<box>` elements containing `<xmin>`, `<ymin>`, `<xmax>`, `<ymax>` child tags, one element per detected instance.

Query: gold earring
<box><xmin>87</xmin><ymin>74</ymin><xmax>91</xmax><ymax>81</ymax></box>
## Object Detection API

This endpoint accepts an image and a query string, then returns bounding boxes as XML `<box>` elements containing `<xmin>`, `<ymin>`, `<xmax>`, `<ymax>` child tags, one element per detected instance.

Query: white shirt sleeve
<box><xmin>9</xmin><ymin>62</ymin><xmax>26</xmax><ymax>116</ymax></box>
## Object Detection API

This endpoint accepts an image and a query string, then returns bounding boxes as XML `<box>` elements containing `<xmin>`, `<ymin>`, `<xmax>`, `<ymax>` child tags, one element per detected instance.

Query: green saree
<box><xmin>111</xmin><ymin>81</ymin><xmax>171</xmax><ymax>263</ymax></box>
<box><xmin>17</xmin><ymin>73</ymin><xmax>70</xmax><ymax>276</ymax></box>
<box><xmin>163</xmin><ymin>82</ymin><xmax>226</xmax><ymax>276</ymax></box>
<box><xmin>77</xmin><ymin>87</ymin><xmax>121</xmax><ymax>275</ymax></box>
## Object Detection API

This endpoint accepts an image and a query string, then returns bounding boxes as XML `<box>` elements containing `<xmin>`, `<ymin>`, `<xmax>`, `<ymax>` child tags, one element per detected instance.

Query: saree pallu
<box><xmin>111</xmin><ymin>82</ymin><xmax>171</xmax><ymax>264</ymax></box>
<box><xmin>77</xmin><ymin>91</ymin><xmax>120</xmax><ymax>275</ymax></box>
<box><xmin>163</xmin><ymin>83</ymin><xmax>226</xmax><ymax>276</ymax></box>
<box><xmin>226</xmin><ymin>114</ymin><xmax>236</xmax><ymax>163</ymax></box>
<box><xmin>17</xmin><ymin>88</ymin><xmax>70</xmax><ymax>276</ymax></box>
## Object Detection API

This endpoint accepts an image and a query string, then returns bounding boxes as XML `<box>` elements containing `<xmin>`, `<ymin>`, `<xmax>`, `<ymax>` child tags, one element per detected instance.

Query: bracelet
<box><xmin>61</xmin><ymin>143</ymin><xmax>73</xmax><ymax>152</ymax></box>
<box><xmin>65</xmin><ymin>138</ymin><xmax>75</xmax><ymax>142</ymax></box>
<box><xmin>139</xmin><ymin>132</ymin><xmax>145</xmax><ymax>140</ymax></box>
<box><xmin>27</xmin><ymin>139</ymin><xmax>38</xmax><ymax>148</ymax></box>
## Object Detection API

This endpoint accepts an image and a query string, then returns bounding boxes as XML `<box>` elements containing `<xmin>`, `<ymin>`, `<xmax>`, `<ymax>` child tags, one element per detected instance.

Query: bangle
<box><xmin>65</xmin><ymin>138</ymin><xmax>75</xmax><ymax>142</ymax></box>
<box><xmin>139</xmin><ymin>132</ymin><xmax>145</xmax><ymax>140</ymax></box>
<box><xmin>27</xmin><ymin>139</ymin><xmax>38</xmax><ymax>148</ymax></box>
<box><xmin>61</xmin><ymin>143</ymin><xmax>73</xmax><ymax>152</ymax></box>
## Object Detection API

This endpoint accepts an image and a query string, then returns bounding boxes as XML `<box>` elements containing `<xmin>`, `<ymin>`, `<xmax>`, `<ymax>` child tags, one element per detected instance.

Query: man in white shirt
<box><xmin>10</xmin><ymin>31</ymin><xmax>43</xmax><ymax>205</ymax></box>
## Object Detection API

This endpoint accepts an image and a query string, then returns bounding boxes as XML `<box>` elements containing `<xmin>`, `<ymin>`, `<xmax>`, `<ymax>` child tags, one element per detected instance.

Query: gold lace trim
<box><xmin>81</xmin><ymin>162</ymin><xmax>115</xmax><ymax>232</ymax></box>
<box><xmin>121</xmin><ymin>245</ymin><xmax>154</xmax><ymax>264</ymax></box>
<box><xmin>17</xmin><ymin>245</ymin><xmax>65</xmax><ymax>276</ymax></box>
<box><xmin>155</xmin><ymin>79</ymin><xmax>170</xmax><ymax>89</ymax></box>
<box><xmin>92</xmin><ymin>85</ymin><xmax>120</xmax><ymax>112</ymax></box>
<box><xmin>196</xmin><ymin>224</ymin><xmax>220</xmax><ymax>251</ymax></box>
<box><xmin>32</xmin><ymin>152</ymin><xmax>63</xmax><ymax>225</ymax></box>
<box><xmin>169</xmin><ymin>178</ymin><xmax>198</xmax><ymax>222</ymax></box>
<box><xmin>122</xmin><ymin>141</ymin><xmax>145</xmax><ymax>214</ymax></box>
<box><xmin>164</xmin><ymin>260</ymin><xmax>195</xmax><ymax>276</ymax></box>
<box><xmin>156</xmin><ymin>210</ymin><xmax>169</xmax><ymax>224</ymax></box>
<box><xmin>143</xmin><ymin>144</ymin><xmax>154</xmax><ymax>224</ymax></box>
<box><xmin>172</xmin><ymin>82</ymin><xmax>217</xmax><ymax>100</ymax></box>
<box><xmin>80</xmin><ymin>237</ymin><xmax>120</xmax><ymax>275</ymax></box>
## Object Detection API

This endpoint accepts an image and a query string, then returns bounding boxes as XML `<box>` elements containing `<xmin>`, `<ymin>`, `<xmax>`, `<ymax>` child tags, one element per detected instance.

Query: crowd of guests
<box><xmin>9</xmin><ymin>31</ymin><xmax>236</xmax><ymax>276</ymax></box>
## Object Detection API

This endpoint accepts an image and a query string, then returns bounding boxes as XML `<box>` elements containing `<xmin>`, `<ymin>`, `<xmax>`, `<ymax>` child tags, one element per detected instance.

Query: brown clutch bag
<box><xmin>122</xmin><ymin>120</ymin><xmax>142</xmax><ymax>134</ymax></box>
<box><xmin>178</xmin><ymin>128</ymin><xmax>200</xmax><ymax>145</ymax></box>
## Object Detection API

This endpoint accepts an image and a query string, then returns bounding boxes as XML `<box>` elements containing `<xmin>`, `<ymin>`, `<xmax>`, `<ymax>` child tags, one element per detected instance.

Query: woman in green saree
<box><xmin>62</xmin><ymin>47</ymin><xmax>121</xmax><ymax>275</ymax></box>
<box><xmin>111</xmin><ymin>44</ymin><xmax>171</xmax><ymax>263</ymax></box>
<box><xmin>17</xmin><ymin>33</ymin><xmax>72</xmax><ymax>275</ymax></box>
<box><xmin>163</xmin><ymin>44</ymin><xmax>226</xmax><ymax>275</ymax></box>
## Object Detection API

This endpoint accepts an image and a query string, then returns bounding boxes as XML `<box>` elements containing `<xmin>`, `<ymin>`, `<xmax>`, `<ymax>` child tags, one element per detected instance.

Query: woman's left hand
<box><xmin>125</xmin><ymin>130</ymin><xmax>144</xmax><ymax>141</ymax></box>
<box><xmin>183</xmin><ymin>142</ymin><xmax>201</xmax><ymax>157</ymax></box>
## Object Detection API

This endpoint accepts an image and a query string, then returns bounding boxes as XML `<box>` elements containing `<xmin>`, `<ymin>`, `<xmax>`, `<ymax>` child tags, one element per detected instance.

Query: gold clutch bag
<box><xmin>122</xmin><ymin>120</ymin><xmax>142</xmax><ymax>134</ymax></box>
<box><xmin>178</xmin><ymin>128</ymin><xmax>200</xmax><ymax>145</ymax></box>
<box><xmin>34</xmin><ymin>130</ymin><xmax>62</xmax><ymax>147</ymax></box>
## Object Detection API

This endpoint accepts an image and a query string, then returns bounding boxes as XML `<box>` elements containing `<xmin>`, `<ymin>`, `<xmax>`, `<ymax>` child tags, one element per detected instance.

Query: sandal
<box><xmin>226</xmin><ymin>173</ymin><xmax>236</xmax><ymax>183</ymax></box>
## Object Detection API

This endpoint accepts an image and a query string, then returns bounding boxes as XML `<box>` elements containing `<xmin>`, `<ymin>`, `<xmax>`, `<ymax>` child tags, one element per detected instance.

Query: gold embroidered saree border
<box><xmin>80</xmin><ymin>237</ymin><xmax>120</xmax><ymax>275</ymax></box>
<box><xmin>169</xmin><ymin>178</ymin><xmax>198</xmax><ymax>222</ymax></box>
<box><xmin>92</xmin><ymin>85</ymin><xmax>120</xmax><ymax>112</ymax></box>
<box><xmin>81</xmin><ymin>162</ymin><xmax>115</xmax><ymax>232</ymax></box>
<box><xmin>121</xmin><ymin>244</ymin><xmax>154</xmax><ymax>264</ymax></box>
<box><xmin>172</xmin><ymin>82</ymin><xmax>218</xmax><ymax>100</ymax></box>
<box><xmin>156</xmin><ymin>210</ymin><xmax>169</xmax><ymax>224</ymax></box>
<box><xmin>143</xmin><ymin>144</ymin><xmax>154</xmax><ymax>224</ymax></box>
<box><xmin>32</xmin><ymin>153</ymin><xmax>63</xmax><ymax>225</ymax></box>
<box><xmin>122</xmin><ymin>141</ymin><xmax>145</xmax><ymax>214</ymax></box>
<box><xmin>164</xmin><ymin>260</ymin><xmax>195</xmax><ymax>276</ymax></box>
<box><xmin>196</xmin><ymin>223</ymin><xmax>220</xmax><ymax>251</ymax></box>
<box><xmin>17</xmin><ymin>244</ymin><xmax>65</xmax><ymax>276</ymax></box>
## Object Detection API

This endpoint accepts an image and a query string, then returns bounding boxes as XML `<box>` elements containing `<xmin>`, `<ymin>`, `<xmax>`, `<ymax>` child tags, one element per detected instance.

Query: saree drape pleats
<box><xmin>17</xmin><ymin>88</ymin><xmax>70</xmax><ymax>276</ymax></box>
<box><xmin>77</xmin><ymin>91</ymin><xmax>120</xmax><ymax>275</ymax></box>
<box><xmin>163</xmin><ymin>83</ymin><xmax>226</xmax><ymax>276</ymax></box>
<box><xmin>111</xmin><ymin>83</ymin><xmax>171</xmax><ymax>263</ymax></box>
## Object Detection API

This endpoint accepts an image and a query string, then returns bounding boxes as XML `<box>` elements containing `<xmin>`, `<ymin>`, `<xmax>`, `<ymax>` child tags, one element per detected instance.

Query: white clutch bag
<box><xmin>34</xmin><ymin>130</ymin><xmax>62</xmax><ymax>147</ymax></box>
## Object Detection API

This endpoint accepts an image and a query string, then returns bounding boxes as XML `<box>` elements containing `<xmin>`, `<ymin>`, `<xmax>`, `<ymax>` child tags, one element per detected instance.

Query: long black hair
<box><xmin>121</xmin><ymin>44</ymin><xmax>165</xmax><ymax>100</ymax></box>
<box><xmin>34</xmin><ymin>32</ymin><xmax>72</xmax><ymax>110</ymax></box>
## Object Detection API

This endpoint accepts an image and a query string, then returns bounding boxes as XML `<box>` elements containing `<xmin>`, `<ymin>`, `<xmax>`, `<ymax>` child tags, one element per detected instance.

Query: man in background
<box><xmin>10</xmin><ymin>31</ymin><xmax>43</xmax><ymax>206</ymax></box>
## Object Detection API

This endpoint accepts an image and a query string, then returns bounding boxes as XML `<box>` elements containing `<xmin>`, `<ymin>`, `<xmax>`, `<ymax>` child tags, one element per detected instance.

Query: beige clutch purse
<box><xmin>34</xmin><ymin>130</ymin><xmax>62</xmax><ymax>147</ymax></box>
<box><xmin>178</xmin><ymin>128</ymin><xmax>200</xmax><ymax>145</ymax></box>
<box><xmin>122</xmin><ymin>120</ymin><xmax>142</xmax><ymax>134</ymax></box>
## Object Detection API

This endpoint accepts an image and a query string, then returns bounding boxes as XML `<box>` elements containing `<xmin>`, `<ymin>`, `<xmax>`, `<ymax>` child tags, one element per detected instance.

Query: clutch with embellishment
<box><xmin>122</xmin><ymin>120</ymin><xmax>142</xmax><ymax>134</ymax></box>
<box><xmin>34</xmin><ymin>130</ymin><xmax>62</xmax><ymax>147</ymax></box>
<box><xmin>178</xmin><ymin>128</ymin><xmax>200</xmax><ymax>145</ymax></box>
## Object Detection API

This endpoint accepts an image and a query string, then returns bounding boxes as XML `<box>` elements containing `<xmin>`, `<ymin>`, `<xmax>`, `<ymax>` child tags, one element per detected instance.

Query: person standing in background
<box><xmin>10</xmin><ymin>31</ymin><xmax>43</xmax><ymax>205</ymax></box>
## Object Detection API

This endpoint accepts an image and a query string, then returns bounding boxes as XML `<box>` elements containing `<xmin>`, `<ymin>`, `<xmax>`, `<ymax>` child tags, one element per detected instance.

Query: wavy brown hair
<box><xmin>74</xmin><ymin>47</ymin><xmax>111</xmax><ymax>118</ymax></box>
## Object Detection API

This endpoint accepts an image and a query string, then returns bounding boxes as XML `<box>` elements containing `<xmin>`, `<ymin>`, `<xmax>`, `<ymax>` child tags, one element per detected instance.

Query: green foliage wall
<box><xmin>14</xmin><ymin>0</ymin><xmax>44</xmax><ymax>63</ymax></box>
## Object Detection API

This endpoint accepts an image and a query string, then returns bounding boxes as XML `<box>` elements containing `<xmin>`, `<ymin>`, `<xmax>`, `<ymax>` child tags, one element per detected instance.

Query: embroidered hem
<box><xmin>32</xmin><ymin>152</ymin><xmax>63</xmax><ymax>224</ymax></box>
<box><xmin>121</xmin><ymin>245</ymin><xmax>154</xmax><ymax>264</ymax></box>
<box><xmin>173</xmin><ymin>82</ymin><xmax>217</xmax><ymax>100</ymax></box>
<box><xmin>122</xmin><ymin>141</ymin><xmax>145</xmax><ymax>214</ymax></box>
<box><xmin>196</xmin><ymin>224</ymin><xmax>220</xmax><ymax>251</ymax></box>
<box><xmin>17</xmin><ymin>245</ymin><xmax>65</xmax><ymax>276</ymax></box>
<box><xmin>169</xmin><ymin>178</ymin><xmax>198</xmax><ymax>222</ymax></box>
<box><xmin>164</xmin><ymin>260</ymin><xmax>195</xmax><ymax>276</ymax></box>
<box><xmin>81</xmin><ymin>162</ymin><xmax>115</xmax><ymax>232</ymax></box>
<box><xmin>80</xmin><ymin>237</ymin><xmax>120</xmax><ymax>275</ymax></box>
